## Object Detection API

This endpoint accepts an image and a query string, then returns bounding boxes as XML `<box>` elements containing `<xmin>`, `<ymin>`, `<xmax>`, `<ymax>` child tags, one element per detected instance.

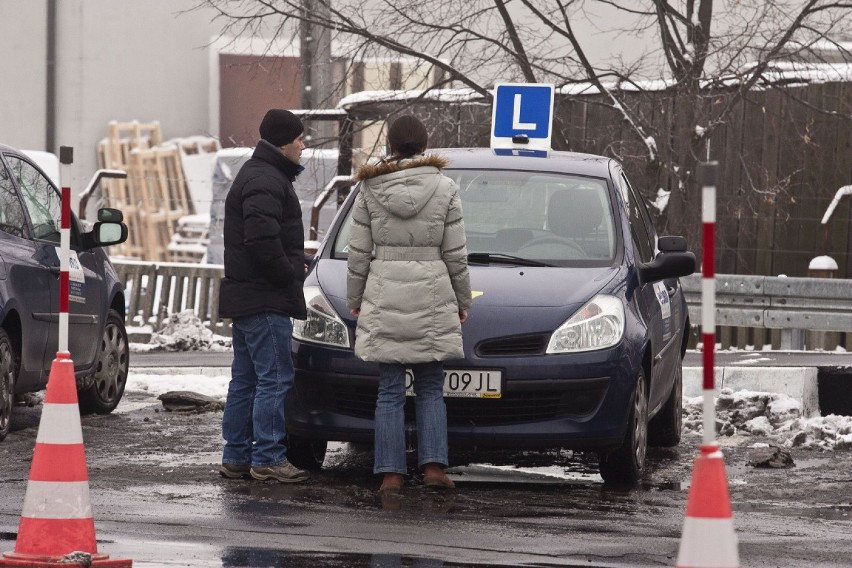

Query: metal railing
<box><xmin>680</xmin><ymin>273</ymin><xmax>852</xmax><ymax>350</ymax></box>
<box><xmin>114</xmin><ymin>259</ymin><xmax>852</xmax><ymax>349</ymax></box>
<box><xmin>114</xmin><ymin>259</ymin><xmax>228</xmax><ymax>336</ymax></box>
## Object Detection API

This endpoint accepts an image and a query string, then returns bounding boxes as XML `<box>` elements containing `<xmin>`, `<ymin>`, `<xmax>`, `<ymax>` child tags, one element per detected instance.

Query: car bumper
<box><xmin>286</xmin><ymin>340</ymin><xmax>641</xmax><ymax>451</ymax></box>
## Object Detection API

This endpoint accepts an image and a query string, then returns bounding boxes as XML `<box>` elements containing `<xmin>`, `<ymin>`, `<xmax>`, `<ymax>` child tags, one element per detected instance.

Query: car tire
<box><xmin>287</xmin><ymin>434</ymin><xmax>328</xmax><ymax>471</ymax></box>
<box><xmin>598</xmin><ymin>369</ymin><xmax>648</xmax><ymax>485</ymax></box>
<box><xmin>78</xmin><ymin>310</ymin><xmax>129</xmax><ymax>415</ymax></box>
<box><xmin>0</xmin><ymin>328</ymin><xmax>17</xmax><ymax>442</ymax></box>
<box><xmin>648</xmin><ymin>361</ymin><xmax>683</xmax><ymax>447</ymax></box>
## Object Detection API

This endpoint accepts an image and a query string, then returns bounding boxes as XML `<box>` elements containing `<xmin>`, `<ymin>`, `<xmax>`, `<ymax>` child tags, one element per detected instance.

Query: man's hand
<box><xmin>351</xmin><ymin>308</ymin><xmax>361</xmax><ymax>317</ymax></box>
<box><xmin>459</xmin><ymin>309</ymin><xmax>468</xmax><ymax>324</ymax></box>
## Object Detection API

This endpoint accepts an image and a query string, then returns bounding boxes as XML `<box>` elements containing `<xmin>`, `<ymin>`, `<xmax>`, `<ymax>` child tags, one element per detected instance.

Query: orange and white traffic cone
<box><xmin>676</xmin><ymin>443</ymin><xmax>740</xmax><ymax>568</ymax></box>
<box><xmin>0</xmin><ymin>352</ymin><xmax>131</xmax><ymax>568</ymax></box>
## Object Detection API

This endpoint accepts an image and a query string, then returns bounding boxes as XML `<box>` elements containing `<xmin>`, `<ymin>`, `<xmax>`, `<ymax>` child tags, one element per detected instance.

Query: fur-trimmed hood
<box><xmin>354</xmin><ymin>154</ymin><xmax>449</xmax><ymax>181</ymax></box>
<box><xmin>355</xmin><ymin>154</ymin><xmax>451</xmax><ymax>220</ymax></box>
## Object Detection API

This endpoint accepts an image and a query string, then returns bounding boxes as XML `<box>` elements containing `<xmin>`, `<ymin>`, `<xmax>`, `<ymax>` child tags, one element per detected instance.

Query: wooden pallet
<box><xmin>96</xmin><ymin>121</ymin><xmax>195</xmax><ymax>261</ymax></box>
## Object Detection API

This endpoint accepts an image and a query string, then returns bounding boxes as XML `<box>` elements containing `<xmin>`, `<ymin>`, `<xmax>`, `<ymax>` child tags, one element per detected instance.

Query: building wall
<box><xmin>0</xmin><ymin>0</ymin><xmax>221</xmax><ymax>205</ymax></box>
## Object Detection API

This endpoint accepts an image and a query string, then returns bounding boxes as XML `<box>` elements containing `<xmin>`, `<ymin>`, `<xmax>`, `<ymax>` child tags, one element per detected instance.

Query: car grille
<box><xmin>326</xmin><ymin>383</ymin><xmax>606</xmax><ymax>425</ymax></box>
<box><xmin>475</xmin><ymin>333</ymin><xmax>550</xmax><ymax>356</ymax></box>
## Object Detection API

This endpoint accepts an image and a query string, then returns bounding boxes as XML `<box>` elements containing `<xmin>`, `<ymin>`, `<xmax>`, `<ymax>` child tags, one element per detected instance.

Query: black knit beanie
<box><xmin>259</xmin><ymin>109</ymin><xmax>304</xmax><ymax>146</ymax></box>
<box><xmin>387</xmin><ymin>115</ymin><xmax>428</xmax><ymax>158</ymax></box>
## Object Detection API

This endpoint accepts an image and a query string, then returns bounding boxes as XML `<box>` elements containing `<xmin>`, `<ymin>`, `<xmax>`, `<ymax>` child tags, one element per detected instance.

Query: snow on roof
<box><xmin>337</xmin><ymin>88</ymin><xmax>485</xmax><ymax>109</ymax></box>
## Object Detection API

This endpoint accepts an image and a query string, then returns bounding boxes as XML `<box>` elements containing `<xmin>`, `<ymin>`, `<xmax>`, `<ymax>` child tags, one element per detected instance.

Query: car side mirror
<box><xmin>638</xmin><ymin>235</ymin><xmax>695</xmax><ymax>285</ymax></box>
<box><xmin>94</xmin><ymin>221</ymin><xmax>128</xmax><ymax>246</ymax></box>
<box><xmin>658</xmin><ymin>235</ymin><xmax>687</xmax><ymax>253</ymax></box>
<box><xmin>98</xmin><ymin>207</ymin><xmax>124</xmax><ymax>223</ymax></box>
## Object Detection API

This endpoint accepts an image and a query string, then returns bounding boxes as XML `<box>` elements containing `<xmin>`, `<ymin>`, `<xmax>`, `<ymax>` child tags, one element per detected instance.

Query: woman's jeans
<box><xmin>374</xmin><ymin>361</ymin><xmax>448</xmax><ymax>474</ymax></box>
<box><xmin>222</xmin><ymin>313</ymin><xmax>294</xmax><ymax>467</ymax></box>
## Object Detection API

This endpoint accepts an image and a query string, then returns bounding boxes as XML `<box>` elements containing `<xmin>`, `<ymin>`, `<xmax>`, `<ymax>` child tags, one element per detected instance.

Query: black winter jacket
<box><xmin>218</xmin><ymin>140</ymin><xmax>308</xmax><ymax>320</ymax></box>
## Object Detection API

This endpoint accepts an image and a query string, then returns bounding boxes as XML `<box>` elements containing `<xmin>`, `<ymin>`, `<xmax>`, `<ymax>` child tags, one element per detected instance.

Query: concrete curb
<box><xmin>683</xmin><ymin>366</ymin><xmax>819</xmax><ymax>417</ymax></box>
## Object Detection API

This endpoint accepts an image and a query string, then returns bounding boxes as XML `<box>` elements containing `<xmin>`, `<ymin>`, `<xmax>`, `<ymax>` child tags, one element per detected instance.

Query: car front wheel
<box><xmin>648</xmin><ymin>361</ymin><xmax>683</xmax><ymax>447</ymax></box>
<box><xmin>598</xmin><ymin>369</ymin><xmax>648</xmax><ymax>485</ymax></box>
<box><xmin>0</xmin><ymin>328</ymin><xmax>17</xmax><ymax>441</ymax></box>
<box><xmin>78</xmin><ymin>310</ymin><xmax>129</xmax><ymax>415</ymax></box>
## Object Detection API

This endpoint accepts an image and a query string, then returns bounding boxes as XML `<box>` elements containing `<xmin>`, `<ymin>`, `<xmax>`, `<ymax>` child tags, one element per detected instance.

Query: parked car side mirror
<box><xmin>94</xmin><ymin>221</ymin><xmax>128</xmax><ymax>246</ymax></box>
<box><xmin>80</xmin><ymin>208</ymin><xmax>128</xmax><ymax>250</ymax></box>
<box><xmin>638</xmin><ymin>235</ymin><xmax>695</xmax><ymax>285</ymax></box>
<box><xmin>98</xmin><ymin>207</ymin><xmax>124</xmax><ymax>223</ymax></box>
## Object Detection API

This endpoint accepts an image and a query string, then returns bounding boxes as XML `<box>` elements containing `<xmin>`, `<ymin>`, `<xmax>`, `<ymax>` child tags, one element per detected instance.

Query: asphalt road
<box><xmin>1</xmin><ymin>389</ymin><xmax>851</xmax><ymax>567</ymax></box>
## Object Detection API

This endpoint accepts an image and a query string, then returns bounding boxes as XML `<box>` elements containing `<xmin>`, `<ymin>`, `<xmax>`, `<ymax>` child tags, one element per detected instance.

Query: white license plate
<box><xmin>405</xmin><ymin>368</ymin><xmax>502</xmax><ymax>399</ymax></box>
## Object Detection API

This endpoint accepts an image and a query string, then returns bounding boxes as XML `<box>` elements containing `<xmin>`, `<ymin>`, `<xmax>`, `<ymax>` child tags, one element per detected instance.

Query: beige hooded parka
<box><xmin>346</xmin><ymin>154</ymin><xmax>472</xmax><ymax>363</ymax></box>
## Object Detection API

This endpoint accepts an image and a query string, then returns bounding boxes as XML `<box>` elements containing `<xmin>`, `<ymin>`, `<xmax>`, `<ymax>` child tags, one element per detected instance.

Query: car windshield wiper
<box><xmin>467</xmin><ymin>252</ymin><xmax>553</xmax><ymax>267</ymax></box>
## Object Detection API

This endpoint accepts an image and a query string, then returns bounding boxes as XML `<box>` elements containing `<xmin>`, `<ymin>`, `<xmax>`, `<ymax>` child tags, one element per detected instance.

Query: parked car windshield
<box><xmin>333</xmin><ymin>169</ymin><xmax>616</xmax><ymax>267</ymax></box>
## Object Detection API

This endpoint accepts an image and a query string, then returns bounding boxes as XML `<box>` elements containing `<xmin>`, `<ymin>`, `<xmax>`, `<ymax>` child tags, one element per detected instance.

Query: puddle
<box><xmin>448</xmin><ymin>463</ymin><xmax>602</xmax><ymax>484</ymax></box>
<box><xmin>735</xmin><ymin>501</ymin><xmax>852</xmax><ymax>521</ymax></box>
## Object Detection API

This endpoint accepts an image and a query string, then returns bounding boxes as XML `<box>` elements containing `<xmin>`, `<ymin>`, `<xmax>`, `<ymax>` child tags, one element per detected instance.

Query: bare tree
<box><xmin>196</xmin><ymin>0</ymin><xmax>852</xmax><ymax>247</ymax></box>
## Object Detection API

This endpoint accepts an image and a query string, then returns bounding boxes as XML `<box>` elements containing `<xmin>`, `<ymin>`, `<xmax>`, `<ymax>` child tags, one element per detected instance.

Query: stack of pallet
<box><xmin>97</xmin><ymin>120</ymin><xmax>195</xmax><ymax>261</ymax></box>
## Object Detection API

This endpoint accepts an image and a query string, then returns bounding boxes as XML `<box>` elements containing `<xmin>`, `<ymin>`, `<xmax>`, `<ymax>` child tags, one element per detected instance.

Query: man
<box><xmin>218</xmin><ymin>109</ymin><xmax>309</xmax><ymax>483</ymax></box>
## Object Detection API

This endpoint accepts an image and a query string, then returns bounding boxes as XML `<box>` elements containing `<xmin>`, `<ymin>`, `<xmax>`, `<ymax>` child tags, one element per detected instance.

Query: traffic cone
<box><xmin>676</xmin><ymin>443</ymin><xmax>740</xmax><ymax>568</ymax></box>
<box><xmin>0</xmin><ymin>352</ymin><xmax>131</xmax><ymax>567</ymax></box>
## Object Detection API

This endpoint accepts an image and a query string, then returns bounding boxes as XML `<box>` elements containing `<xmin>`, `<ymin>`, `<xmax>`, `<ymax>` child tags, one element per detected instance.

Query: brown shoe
<box><xmin>379</xmin><ymin>473</ymin><xmax>405</xmax><ymax>494</ymax></box>
<box><xmin>422</xmin><ymin>463</ymin><xmax>455</xmax><ymax>489</ymax></box>
<box><xmin>250</xmin><ymin>461</ymin><xmax>309</xmax><ymax>483</ymax></box>
<box><xmin>218</xmin><ymin>463</ymin><xmax>251</xmax><ymax>479</ymax></box>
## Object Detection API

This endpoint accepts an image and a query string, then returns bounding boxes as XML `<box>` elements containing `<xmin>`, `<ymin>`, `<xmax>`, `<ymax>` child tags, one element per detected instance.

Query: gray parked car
<box><xmin>0</xmin><ymin>143</ymin><xmax>129</xmax><ymax>441</ymax></box>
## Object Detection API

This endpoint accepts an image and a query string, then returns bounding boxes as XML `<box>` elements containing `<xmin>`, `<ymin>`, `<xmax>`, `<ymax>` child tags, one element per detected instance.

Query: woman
<box><xmin>347</xmin><ymin>115</ymin><xmax>472</xmax><ymax>494</ymax></box>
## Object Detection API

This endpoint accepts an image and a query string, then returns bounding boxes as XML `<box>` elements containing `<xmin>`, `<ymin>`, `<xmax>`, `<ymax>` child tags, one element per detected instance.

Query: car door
<box><xmin>0</xmin><ymin>154</ymin><xmax>52</xmax><ymax>389</ymax></box>
<box><xmin>5</xmin><ymin>154</ymin><xmax>103</xmax><ymax>371</ymax></box>
<box><xmin>615</xmin><ymin>166</ymin><xmax>675</xmax><ymax>410</ymax></box>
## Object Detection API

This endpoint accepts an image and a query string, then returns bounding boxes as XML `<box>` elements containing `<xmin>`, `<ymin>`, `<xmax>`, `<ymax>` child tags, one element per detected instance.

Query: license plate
<box><xmin>405</xmin><ymin>368</ymin><xmax>502</xmax><ymax>399</ymax></box>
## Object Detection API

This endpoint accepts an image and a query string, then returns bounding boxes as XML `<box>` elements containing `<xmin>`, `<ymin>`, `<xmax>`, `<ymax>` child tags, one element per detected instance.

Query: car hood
<box><xmin>316</xmin><ymin>259</ymin><xmax>619</xmax><ymax>308</ymax></box>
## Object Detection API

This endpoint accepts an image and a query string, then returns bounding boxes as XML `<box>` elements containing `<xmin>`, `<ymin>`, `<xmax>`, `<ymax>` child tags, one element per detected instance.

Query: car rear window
<box><xmin>333</xmin><ymin>169</ymin><xmax>616</xmax><ymax>267</ymax></box>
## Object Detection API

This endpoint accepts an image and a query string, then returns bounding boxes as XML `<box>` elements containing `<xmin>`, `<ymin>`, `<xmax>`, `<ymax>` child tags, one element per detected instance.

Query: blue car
<box><xmin>286</xmin><ymin>148</ymin><xmax>695</xmax><ymax>484</ymax></box>
<box><xmin>0</xmin><ymin>143</ymin><xmax>129</xmax><ymax>442</ymax></box>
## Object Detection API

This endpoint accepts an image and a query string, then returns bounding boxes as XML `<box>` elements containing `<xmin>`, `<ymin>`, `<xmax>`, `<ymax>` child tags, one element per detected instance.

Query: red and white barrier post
<box><xmin>0</xmin><ymin>147</ymin><xmax>131</xmax><ymax>568</ymax></box>
<box><xmin>676</xmin><ymin>161</ymin><xmax>740</xmax><ymax>568</ymax></box>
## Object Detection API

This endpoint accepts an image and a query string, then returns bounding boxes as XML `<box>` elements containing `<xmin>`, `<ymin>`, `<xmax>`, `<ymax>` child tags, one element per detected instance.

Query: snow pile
<box><xmin>683</xmin><ymin>388</ymin><xmax>852</xmax><ymax>451</ymax></box>
<box><xmin>133</xmin><ymin>310</ymin><xmax>231</xmax><ymax>352</ymax></box>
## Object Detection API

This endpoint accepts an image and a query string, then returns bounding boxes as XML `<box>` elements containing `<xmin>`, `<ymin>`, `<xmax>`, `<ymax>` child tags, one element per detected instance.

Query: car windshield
<box><xmin>333</xmin><ymin>169</ymin><xmax>617</xmax><ymax>267</ymax></box>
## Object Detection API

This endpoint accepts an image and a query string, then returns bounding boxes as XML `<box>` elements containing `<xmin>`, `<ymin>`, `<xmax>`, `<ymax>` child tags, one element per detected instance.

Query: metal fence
<box><xmin>114</xmin><ymin>259</ymin><xmax>852</xmax><ymax>350</ymax></box>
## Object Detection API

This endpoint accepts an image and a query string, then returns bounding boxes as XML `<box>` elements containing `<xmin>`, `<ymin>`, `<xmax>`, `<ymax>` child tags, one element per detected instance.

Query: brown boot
<box><xmin>422</xmin><ymin>463</ymin><xmax>455</xmax><ymax>489</ymax></box>
<box><xmin>379</xmin><ymin>473</ymin><xmax>405</xmax><ymax>494</ymax></box>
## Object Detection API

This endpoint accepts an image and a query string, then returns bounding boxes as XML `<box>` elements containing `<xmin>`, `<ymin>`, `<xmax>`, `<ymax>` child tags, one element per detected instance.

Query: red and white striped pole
<box><xmin>58</xmin><ymin>146</ymin><xmax>73</xmax><ymax>355</ymax></box>
<box><xmin>676</xmin><ymin>161</ymin><xmax>740</xmax><ymax>568</ymax></box>
<box><xmin>699</xmin><ymin>161</ymin><xmax>718</xmax><ymax>445</ymax></box>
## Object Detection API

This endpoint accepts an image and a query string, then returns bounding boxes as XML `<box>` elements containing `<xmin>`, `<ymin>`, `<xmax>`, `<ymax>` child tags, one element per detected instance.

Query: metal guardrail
<box><xmin>113</xmin><ymin>260</ymin><xmax>852</xmax><ymax>349</ymax></box>
<box><xmin>680</xmin><ymin>273</ymin><xmax>852</xmax><ymax>350</ymax></box>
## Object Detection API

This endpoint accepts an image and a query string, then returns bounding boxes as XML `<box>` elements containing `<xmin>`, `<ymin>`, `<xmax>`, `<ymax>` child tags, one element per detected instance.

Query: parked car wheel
<box><xmin>287</xmin><ymin>434</ymin><xmax>328</xmax><ymax>471</ymax></box>
<box><xmin>78</xmin><ymin>310</ymin><xmax>129</xmax><ymax>415</ymax></box>
<box><xmin>598</xmin><ymin>370</ymin><xmax>648</xmax><ymax>485</ymax></box>
<box><xmin>0</xmin><ymin>329</ymin><xmax>16</xmax><ymax>441</ymax></box>
<box><xmin>648</xmin><ymin>362</ymin><xmax>683</xmax><ymax>447</ymax></box>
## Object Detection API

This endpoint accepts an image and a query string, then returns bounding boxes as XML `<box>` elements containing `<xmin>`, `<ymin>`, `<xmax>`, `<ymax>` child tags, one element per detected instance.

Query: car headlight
<box><xmin>546</xmin><ymin>294</ymin><xmax>624</xmax><ymax>353</ymax></box>
<box><xmin>292</xmin><ymin>286</ymin><xmax>350</xmax><ymax>348</ymax></box>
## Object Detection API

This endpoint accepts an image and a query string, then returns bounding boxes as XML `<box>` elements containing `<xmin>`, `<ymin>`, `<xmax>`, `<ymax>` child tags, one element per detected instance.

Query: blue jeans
<box><xmin>374</xmin><ymin>361</ymin><xmax>448</xmax><ymax>475</ymax></box>
<box><xmin>222</xmin><ymin>313</ymin><xmax>294</xmax><ymax>467</ymax></box>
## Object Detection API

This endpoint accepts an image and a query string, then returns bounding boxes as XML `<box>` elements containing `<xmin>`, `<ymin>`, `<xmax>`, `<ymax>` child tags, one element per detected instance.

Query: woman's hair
<box><xmin>386</xmin><ymin>115</ymin><xmax>428</xmax><ymax>159</ymax></box>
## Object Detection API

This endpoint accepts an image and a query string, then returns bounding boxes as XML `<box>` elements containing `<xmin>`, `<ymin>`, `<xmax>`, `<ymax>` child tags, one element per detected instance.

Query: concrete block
<box><xmin>683</xmin><ymin>366</ymin><xmax>820</xmax><ymax>417</ymax></box>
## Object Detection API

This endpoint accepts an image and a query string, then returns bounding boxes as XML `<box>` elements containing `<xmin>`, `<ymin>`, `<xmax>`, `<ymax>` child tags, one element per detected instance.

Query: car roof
<box><xmin>429</xmin><ymin>147</ymin><xmax>615</xmax><ymax>177</ymax></box>
<box><xmin>0</xmin><ymin>143</ymin><xmax>21</xmax><ymax>154</ymax></box>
